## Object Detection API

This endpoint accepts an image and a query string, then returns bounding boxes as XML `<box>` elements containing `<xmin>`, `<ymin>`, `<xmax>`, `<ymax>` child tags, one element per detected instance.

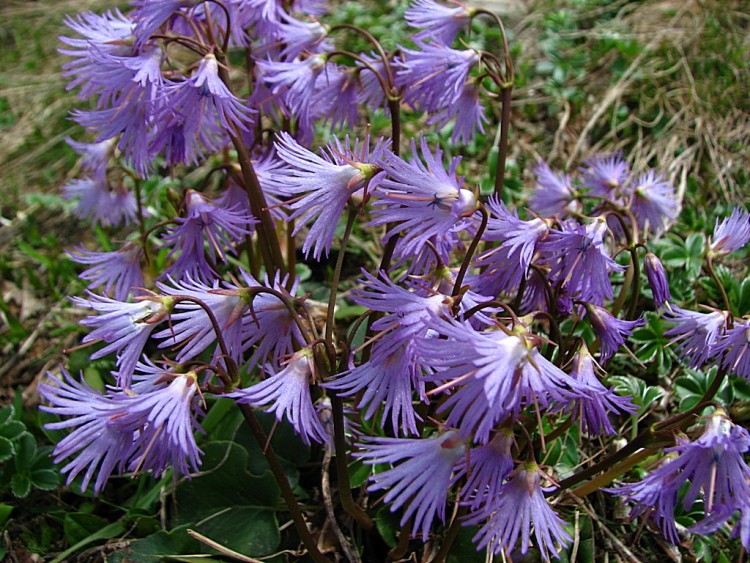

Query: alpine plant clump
<box><xmin>43</xmin><ymin>0</ymin><xmax>750</xmax><ymax>560</ymax></box>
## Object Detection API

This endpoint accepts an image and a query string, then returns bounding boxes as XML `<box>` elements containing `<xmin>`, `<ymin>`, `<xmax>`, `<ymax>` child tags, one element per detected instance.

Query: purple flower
<box><xmin>356</xmin><ymin>431</ymin><xmax>465</xmax><ymax>541</ymax></box>
<box><xmin>165</xmin><ymin>54</ymin><xmax>254</xmax><ymax>133</ymax></box>
<box><xmin>585</xmin><ymin>304</ymin><xmax>644</xmax><ymax>362</ymax></box>
<box><xmin>419</xmin><ymin>318</ymin><xmax>588</xmax><ymax>442</ymax></box>
<box><xmin>529</xmin><ymin>161</ymin><xmax>580</xmax><ymax>217</ymax></box>
<box><xmin>273</xmin><ymin>132</ymin><xmax>388</xmax><ymax>259</ymax></box>
<box><xmin>711</xmin><ymin>207</ymin><xmax>750</xmax><ymax>255</ymax></box>
<box><xmin>237</xmin><ymin>271</ymin><xmax>306</xmax><ymax>372</ymax></box>
<box><xmin>644</xmin><ymin>252</ymin><xmax>671</xmax><ymax>308</ymax></box>
<box><xmin>370</xmin><ymin>137</ymin><xmax>477</xmax><ymax>259</ymax></box>
<box><xmin>153</xmin><ymin>276</ymin><xmax>248</xmax><ymax>364</ymax></box>
<box><xmin>68</xmin><ymin>243</ymin><xmax>144</xmax><ymax>301</ymax></box>
<box><xmin>426</xmin><ymin>80</ymin><xmax>488</xmax><ymax>144</ymax></box>
<box><xmin>612</xmin><ymin>411</ymin><xmax>750</xmax><ymax>543</ymax></box>
<box><xmin>71</xmin><ymin>292</ymin><xmax>172</xmax><ymax>388</ymax></box>
<box><xmin>62</xmin><ymin>176</ymin><xmax>139</xmax><ymax>228</ymax></box>
<box><xmin>39</xmin><ymin>369</ymin><xmax>134</xmax><ymax>493</ymax></box>
<box><xmin>664</xmin><ymin>306</ymin><xmax>727</xmax><ymax>368</ymax></box>
<box><xmin>355</xmin><ymin>51</ymin><xmax>389</xmax><ymax>110</ymax></box>
<box><xmin>65</xmin><ymin>138</ymin><xmax>113</xmax><ymax>177</ymax></box>
<box><xmin>474</xmin><ymin>198</ymin><xmax>550</xmax><ymax>295</ymax></box>
<box><xmin>257</xmin><ymin>54</ymin><xmax>327</xmax><ymax>131</ymax></box>
<box><xmin>714</xmin><ymin>319</ymin><xmax>750</xmax><ymax>380</ymax></box>
<box><xmin>405</xmin><ymin>0</ymin><xmax>473</xmax><ymax>44</ymax></box>
<box><xmin>312</xmin><ymin>65</ymin><xmax>361</xmax><ymax>131</ymax></box>
<box><xmin>538</xmin><ymin>217</ymin><xmax>624</xmax><ymax>305</ymax></box>
<box><xmin>325</xmin><ymin>271</ymin><xmax>451</xmax><ymax>434</ymax></box>
<box><xmin>396</xmin><ymin>41</ymin><xmax>479</xmax><ymax>112</ymax></box>
<box><xmin>123</xmin><ymin>365</ymin><xmax>204</xmax><ymax>478</ymax></box>
<box><xmin>131</xmin><ymin>0</ymin><xmax>195</xmax><ymax>47</ymax></box>
<box><xmin>465</xmin><ymin>462</ymin><xmax>572</xmax><ymax>559</ymax></box>
<box><xmin>630</xmin><ymin>170</ymin><xmax>679</xmax><ymax>236</ymax></box>
<box><xmin>276</xmin><ymin>16</ymin><xmax>330</xmax><ymax>59</ymax></box>
<box><xmin>161</xmin><ymin>190</ymin><xmax>255</xmax><ymax>282</ymax></box>
<box><xmin>457</xmin><ymin>431</ymin><xmax>514</xmax><ymax>510</ymax></box>
<box><xmin>580</xmin><ymin>152</ymin><xmax>629</xmax><ymax>198</ymax></box>
<box><xmin>568</xmin><ymin>343</ymin><xmax>636</xmax><ymax>435</ymax></box>
<box><xmin>227</xmin><ymin>350</ymin><xmax>328</xmax><ymax>445</ymax></box>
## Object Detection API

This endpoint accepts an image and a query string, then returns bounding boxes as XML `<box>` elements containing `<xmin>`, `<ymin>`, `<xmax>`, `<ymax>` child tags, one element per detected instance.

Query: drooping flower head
<box><xmin>465</xmin><ymin>461</ymin><xmax>572</xmax><ymax>559</ymax></box>
<box><xmin>227</xmin><ymin>349</ymin><xmax>328</xmax><ymax>446</ymax></box>
<box><xmin>629</xmin><ymin>170</ymin><xmax>679</xmax><ymax>236</ymax></box>
<box><xmin>426</xmin><ymin>80</ymin><xmax>488</xmax><ymax>144</ymax></box>
<box><xmin>539</xmin><ymin>217</ymin><xmax>624</xmax><ymax>306</ymax></box>
<box><xmin>568</xmin><ymin>343</ymin><xmax>637</xmax><ymax>435</ymax></box>
<box><xmin>585</xmin><ymin>304</ymin><xmax>644</xmax><ymax>362</ymax></box>
<box><xmin>161</xmin><ymin>190</ymin><xmax>256</xmax><ymax>282</ymax></box>
<box><xmin>70</xmin><ymin>292</ymin><xmax>173</xmax><ymax>388</ymax></box>
<box><xmin>529</xmin><ymin>161</ymin><xmax>580</xmax><ymax>217</ymax></box>
<box><xmin>710</xmin><ymin>207</ymin><xmax>750</xmax><ymax>255</ymax></box>
<box><xmin>370</xmin><ymin>136</ymin><xmax>477</xmax><ymax>260</ymax></box>
<box><xmin>356</xmin><ymin>431</ymin><xmax>465</xmax><ymax>541</ymax></box>
<box><xmin>68</xmin><ymin>242</ymin><xmax>145</xmax><ymax>301</ymax></box>
<box><xmin>396</xmin><ymin>41</ymin><xmax>480</xmax><ymax>113</ymax></box>
<box><xmin>664</xmin><ymin>306</ymin><xmax>727</xmax><ymax>368</ymax></box>
<box><xmin>714</xmin><ymin>319</ymin><xmax>750</xmax><ymax>381</ymax></box>
<box><xmin>273</xmin><ymin>132</ymin><xmax>389</xmax><ymax>259</ymax></box>
<box><xmin>405</xmin><ymin>0</ymin><xmax>473</xmax><ymax>44</ymax></box>
<box><xmin>580</xmin><ymin>152</ymin><xmax>629</xmax><ymax>199</ymax></box>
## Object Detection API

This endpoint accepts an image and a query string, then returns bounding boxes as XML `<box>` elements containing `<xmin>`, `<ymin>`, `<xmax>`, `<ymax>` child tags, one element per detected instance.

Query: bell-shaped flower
<box><xmin>629</xmin><ymin>170</ymin><xmax>679</xmax><ymax>236</ymax></box>
<box><xmin>710</xmin><ymin>207</ymin><xmax>750</xmax><ymax>255</ymax></box>
<box><xmin>664</xmin><ymin>306</ymin><xmax>727</xmax><ymax>368</ymax></box>
<box><xmin>356</xmin><ymin>431</ymin><xmax>465</xmax><ymax>541</ymax></box>
<box><xmin>585</xmin><ymin>304</ymin><xmax>644</xmax><ymax>362</ymax></box>
<box><xmin>370</xmin><ymin>136</ymin><xmax>477</xmax><ymax>260</ymax></box>
<box><xmin>529</xmin><ymin>161</ymin><xmax>580</xmax><ymax>217</ymax></box>
<box><xmin>714</xmin><ymin>319</ymin><xmax>750</xmax><ymax>380</ymax></box>
<box><xmin>70</xmin><ymin>292</ymin><xmax>173</xmax><ymax>387</ymax></box>
<box><xmin>161</xmin><ymin>190</ymin><xmax>255</xmax><ymax>282</ymax></box>
<box><xmin>68</xmin><ymin>242</ymin><xmax>144</xmax><ymax>301</ymax></box>
<box><xmin>273</xmin><ymin>132</ymin><xmax>388</xmax><ymax>259</ymax></box>
<box><xmin>405</xmin><ymin>0</ymin><xmax>473</xmax><ymax>44</ymax></box>
<box><xmin>227</xmin><ymin>350</ymin><xmax>328</xmax><ymax>445</ymax></box>
<box><xmin>567</xmin><ymin>343</ymin><xmax>636</xmax><ymax>435</ymax></box>
<box><xmin>465</xmin><ymin>461</ymin><xmax>572</xmax><ymax>560</ymax></box>
<box><xmin>579</xmin><ymin>152</ymin><xmax>629</xmax><ymax>199</ymax></box>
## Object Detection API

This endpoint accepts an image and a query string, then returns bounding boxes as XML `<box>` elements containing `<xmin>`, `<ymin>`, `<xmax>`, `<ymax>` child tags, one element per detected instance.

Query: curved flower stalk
<box><xmin>356</xmin><ymin>431</ymin><xmax>465</xmax><ymax>541</ymax></box>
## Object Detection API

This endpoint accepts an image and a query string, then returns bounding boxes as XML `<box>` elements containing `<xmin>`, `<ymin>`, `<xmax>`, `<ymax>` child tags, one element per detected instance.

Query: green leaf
<box><xmin>30</xmin><ymin>468</ymin><xmax>60</xmax><ymax>491</ymax></box>
<box><xmin>64</xmin><ymin>512</ymin><xmax>111</xmax><ymax>546</ymax></box>
<box><xmin>375</xmin><ymin>506</ymin><xmax>400</xmax><ymax>548</ymax></box>
<box><xmin>50</xmin><ymin>521</ymin><xmax>126</xmax><ymax>563</ymax></box>
<box><xmin>0</xmin><ymin>406</ymin><xmax>14</xmax><ymax>426</ymax></box>
<box><xmin>0</xmin><ymin>504</ymin><xmax>13</xmax><ymax>529</ymax></box>
<box><xmin>348</xmin><ymin>459</ymin><xmax>371</xmax><ymax>488</ymax></box>
<box><xmin>0</xmin><ymin>436</ymin><xmax>14</xmax><ymax>463</ymax></box>
<box><xmin>172</xmin><ymin>442</ymin><xmax>280</xmax><ymax>557</ymax></box>
<box><xmin>13</xmin><ymin>432</ymin><xmax>36</xmax><ymax>471</ymax></box>
<box><xmin>111</xmin><ymin>524</ymin><xmax>202</xmax><ymax>561</ymax></box>
<box><xmin>10</xmin><ymin>473</ymin><xmax>31</xmax><ymax>498</ymax></box>
<box><xmin>0</xmin><ymin>420</ymin><xmax>26</xmax><ymax>440</ymax></box>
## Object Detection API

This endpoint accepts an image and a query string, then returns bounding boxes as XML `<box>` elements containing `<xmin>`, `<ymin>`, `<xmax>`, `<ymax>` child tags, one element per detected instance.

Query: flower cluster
<box><xmin>42</xmin><ymin>0</ymin><xmax>750</xmax><ymax>560</ymax></box>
